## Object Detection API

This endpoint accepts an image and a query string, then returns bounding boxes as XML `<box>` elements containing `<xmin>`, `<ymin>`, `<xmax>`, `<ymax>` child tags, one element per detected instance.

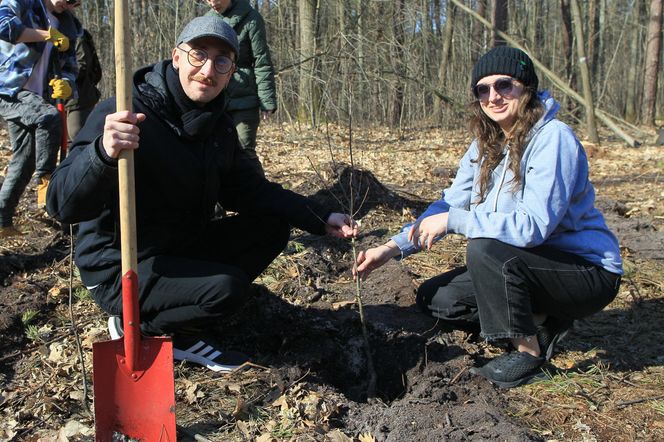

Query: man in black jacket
<box><xmin>46</xmin><ymin>16</ymin><xmax>356</xmax><ymax>372</ymax></box>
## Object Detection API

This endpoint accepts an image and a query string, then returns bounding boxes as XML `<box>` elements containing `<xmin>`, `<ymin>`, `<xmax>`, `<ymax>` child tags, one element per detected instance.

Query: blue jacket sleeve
<box><xmin>391</xmin><ymin>142</ymin><xmax>478</xmax><ymax>258</ymax></box>
<box><xmin>0</xmin><ymin>0</ymin><xmax>28</xmax><ymax>43</ymax></box>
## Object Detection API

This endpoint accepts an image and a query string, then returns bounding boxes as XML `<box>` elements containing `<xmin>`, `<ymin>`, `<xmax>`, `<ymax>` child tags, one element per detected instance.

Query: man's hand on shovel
<box><xmin>102</xmin><ymin>111</ymin><xmax>146</xmax><ymax>159</ymax></box>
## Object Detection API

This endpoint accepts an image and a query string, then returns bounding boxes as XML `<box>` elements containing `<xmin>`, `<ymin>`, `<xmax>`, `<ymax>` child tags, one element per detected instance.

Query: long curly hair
<box><xmin>468</xmin><ymin>87</ymin><xmax>544</xmax><ymax>203</ymax></box>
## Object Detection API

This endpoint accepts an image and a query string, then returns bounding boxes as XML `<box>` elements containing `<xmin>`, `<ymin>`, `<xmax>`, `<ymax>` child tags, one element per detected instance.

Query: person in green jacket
<box><xmin>205</xmin><ymin>0</ymin><xmax>276</xmax><ymax>177</ymax></box>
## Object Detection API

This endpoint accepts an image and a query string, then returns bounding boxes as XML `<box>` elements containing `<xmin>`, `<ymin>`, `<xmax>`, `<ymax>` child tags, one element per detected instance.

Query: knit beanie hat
<box><xmin>471</xmin><ymin>46</ymin><xmax>538</xmax><ymax>91</ymax></box>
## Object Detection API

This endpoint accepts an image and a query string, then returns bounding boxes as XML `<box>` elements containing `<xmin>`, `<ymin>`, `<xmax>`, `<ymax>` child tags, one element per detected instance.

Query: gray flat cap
<box><xmin>176</xmin><ymin>16</ymin><xmax>239</xmax><ymax>57</ymax></box>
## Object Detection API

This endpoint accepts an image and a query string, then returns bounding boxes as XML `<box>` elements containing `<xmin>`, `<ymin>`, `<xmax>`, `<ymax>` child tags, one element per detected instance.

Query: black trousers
<box><xmin>92</xmin><ymin>214</ymin><xmax>291</xmax><ymax>335</ymax></box>
<box><xmin>416</xmin><ymin>238</ymin><xmax>621</xmax><ymax>341</ymax></box>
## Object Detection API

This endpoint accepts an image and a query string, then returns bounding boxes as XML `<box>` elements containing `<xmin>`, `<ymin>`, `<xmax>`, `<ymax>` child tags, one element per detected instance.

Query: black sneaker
<box><xmin>172</xmin><ymin>335</ymin><xmax>249</xmax><ymax>373</ymax></box>
<box><xmin>537</xmin><ymin>317</ymin><xmax>573</xmax><ymax>361</ymax></box>
<box><xmin>108</xmin><ymin>317</ymin><xmax>248</xmax><ymax>372</ymax></box>
<box><xmin>471</xmin><ymin>351</ymin><xmax>545</xmax><ymax>388</ymax></box>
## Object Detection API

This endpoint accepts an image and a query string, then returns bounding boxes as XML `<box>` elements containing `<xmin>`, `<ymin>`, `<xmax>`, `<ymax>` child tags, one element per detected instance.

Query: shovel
<box><xmin>92</xmin><ymin>0</ymin><xmax>176</xmax><ymax>439</ymax></box>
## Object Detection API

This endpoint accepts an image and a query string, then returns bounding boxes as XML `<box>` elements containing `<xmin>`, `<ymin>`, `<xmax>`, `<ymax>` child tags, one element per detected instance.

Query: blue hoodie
<box><xmin>392</xmin><ymin>91</ymin><xmax>623</xmax><ymax>275</ymax></box>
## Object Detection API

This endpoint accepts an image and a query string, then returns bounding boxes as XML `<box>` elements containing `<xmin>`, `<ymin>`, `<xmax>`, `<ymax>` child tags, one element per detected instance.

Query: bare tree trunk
<box><xmin>625</xmin><ymin>0</ymin><xmax>643</xmax><ymax>123</ymax></box>
<box><xmin>526</xmin><ymin>1</ymin><xmax>542</xmax><ymax>60</ymax></box>
<box><xmin>472</xmin><ymin>0</ymin><xmax>487</xmax><ymax>55</ymax></box>
<box><xmin>434</xmin><ymin>0</ymin><xmax>442</xmax><ymax>37</ymax></box>
<box><xmin>559</xmin><ymin>0</ymin><xmax>574</xmax><ymax>82</ymax></box>
<box><xmin>570</xmin><ymin>0</ymin><xmax>599</xmax><ymax>142</ymax></box>
<box><xmin>490</xmin><ymin>0</ymin><xmax>508</xmax><ymax>47</ymax></box>
<box><xmin>433</xmin><ymin>1</ymin><xmax>455</xmax><ymax>121</ymax></box>
<box><xmin>587</xmin><ymin>0</ymin><xmax>600</xmax><ymax>84</ymax></box>
<box><xmin>559</xmin><ymin>0</ymin><xmax>576</xmax><ymax>114</ymax></box>
<box><xmin>390</xmin><ymin>0</ymin><xmax>405</xmax><ymax>128</ymax></box>
<box><xmin>642</xmin><ymin>0</ymin><xmax>663</xmax><ymax>126</ymax></box>
<box><xmin>298</xmin><ymin>0</ymin><xmax>317</xmax><ymax>125</ymax></box>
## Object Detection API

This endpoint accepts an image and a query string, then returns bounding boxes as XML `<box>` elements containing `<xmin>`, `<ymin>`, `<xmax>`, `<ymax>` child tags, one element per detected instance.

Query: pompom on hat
<box><xmin>471</xmin><ymin>46</ymin><xmax>538</xmax><ymax>91</ymax></box>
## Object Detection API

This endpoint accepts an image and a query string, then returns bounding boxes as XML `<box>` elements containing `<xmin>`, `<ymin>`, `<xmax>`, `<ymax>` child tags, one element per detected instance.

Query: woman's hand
<box><xmin>354</xmin><ymin>241</ymin><xmax>401</xmax><ymax>280</ymax></box>
<box><xmin>325</xmin><ymin>213</ymin><xmax>358</xmax><ymax>238</ymax></box>
<box><xmin>408</xmin><ymin>212</ymin><xmax>448</xmax><ymax>250</ymax></box>
<box><xmin>102</xmin><ymin>111</ymin><xmax>146</xmax><ymax>159</ymax></box>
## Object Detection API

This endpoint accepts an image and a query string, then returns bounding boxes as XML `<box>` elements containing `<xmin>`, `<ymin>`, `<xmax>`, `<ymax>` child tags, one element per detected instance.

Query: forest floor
<box><xmin>0</xmin><ymin>122</ymin><xmax>663</xmax><ymax>441</ymax></box>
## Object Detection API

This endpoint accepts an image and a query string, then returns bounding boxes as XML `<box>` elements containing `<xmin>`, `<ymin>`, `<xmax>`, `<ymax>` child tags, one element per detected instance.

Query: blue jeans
<box><xmin>0</xmin><ymin>91</ymin><xmax>61</xmax><ymax>226</ymax></box>
<box><xmin>417</xmin><ymin>238</ymin><xmax>621</xmax><ymax>341</ymax></box>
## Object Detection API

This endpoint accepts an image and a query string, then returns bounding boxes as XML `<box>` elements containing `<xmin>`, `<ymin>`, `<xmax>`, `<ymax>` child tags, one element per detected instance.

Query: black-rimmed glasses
<box><xmin>177</xmin><ymin>46</ymin><xmax>234</xmax><ymax>75</ymax></box>
<box><xmin>472</xmin><ymin>78</ymin><xmax>516</xmax><ymax>101</ymax></box>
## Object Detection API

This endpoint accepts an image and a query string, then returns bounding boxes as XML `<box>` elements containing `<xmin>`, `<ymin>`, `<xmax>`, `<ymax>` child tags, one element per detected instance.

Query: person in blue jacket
<box><xmin>0</xmin><ymin>0</ymin><xmax>80</xmax><ymax>237</ymax></box>
<box><xmin>354</xmin><ymin>47</ymin><xmax>623</xmax><ymax>388</ymax></box>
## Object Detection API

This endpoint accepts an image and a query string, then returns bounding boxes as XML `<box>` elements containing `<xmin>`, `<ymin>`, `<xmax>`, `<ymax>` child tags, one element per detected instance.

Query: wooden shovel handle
<box><xmin>115</xmin><ymin>0</ymin><xmax>140</xmax><ymax>369</ymax></box>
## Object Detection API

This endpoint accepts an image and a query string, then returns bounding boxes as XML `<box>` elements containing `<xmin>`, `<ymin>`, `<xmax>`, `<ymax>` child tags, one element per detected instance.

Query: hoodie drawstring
<box><xmin>492</xmin><ymin>145</ymin><xmax>510</xmax><ymax>212</ymax></box>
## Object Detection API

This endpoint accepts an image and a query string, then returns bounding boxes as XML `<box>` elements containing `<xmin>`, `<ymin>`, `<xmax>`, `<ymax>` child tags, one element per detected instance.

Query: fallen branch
<box><xmin>616</xmin><ymin>395</ymin><xmax>664</xmax><ymax>408</ymax></box>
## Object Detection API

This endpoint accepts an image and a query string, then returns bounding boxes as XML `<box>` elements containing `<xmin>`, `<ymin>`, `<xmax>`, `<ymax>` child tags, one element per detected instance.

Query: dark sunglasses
<box><xmin>472</xmin><ymin>78</ymin><xmax>516</xmax><ymax>101</ymax></box>
<box><xmin>66</xmin><ymin>0</ymin><xmax>80</xmax><ymax>4</ymax></box>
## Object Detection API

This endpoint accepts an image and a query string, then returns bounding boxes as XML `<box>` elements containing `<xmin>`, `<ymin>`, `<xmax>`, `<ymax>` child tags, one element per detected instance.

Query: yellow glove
<box><xmin>49</xmin><ymin>78</ymin><xmax>72</xmax><ymax>100</ymax></box>
<box><xmin>45</xmin><ymin>27</ymin><xmax>69</xmax><ymax>52</ymax></box>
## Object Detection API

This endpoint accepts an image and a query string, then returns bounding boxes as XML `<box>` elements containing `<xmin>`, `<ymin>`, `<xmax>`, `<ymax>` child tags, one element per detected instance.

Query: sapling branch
<box><xmin>346</xmin><ymin>106</ymin><xmax>377</xmax><ymax>400</ymax></box>
<box><xmin>306</xmin><ymin>83</ymin><xmax>378</xmax><ymax>400</ymax></box>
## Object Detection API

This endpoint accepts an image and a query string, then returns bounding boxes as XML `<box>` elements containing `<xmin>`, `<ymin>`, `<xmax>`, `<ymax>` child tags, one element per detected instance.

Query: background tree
<box><xmin>71</xmin><ymin>0</ymin><xmax>662</xmax><ymax>138</ymax></box>
<box><xmin>297</xmin><ymin>0</ymin><xmax>318</xmax><ymax>125</ymax></box>
<box><xmin>490</xmin><ymin>0</ymin><xmax>507</xmax><ymax>47</ymax></box>
<box><xmin>642</xmin><ymin>0</ymin><xmax>662</xmax><ymax>126</ymax></box>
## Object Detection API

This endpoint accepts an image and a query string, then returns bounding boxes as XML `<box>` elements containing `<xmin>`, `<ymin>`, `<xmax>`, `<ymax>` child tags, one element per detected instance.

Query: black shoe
<box><xmin>172</xmin><ymin>334</ymin><xmax>249</xmax><ymax>373</ymax></box>
<box><xmin>471</xmin><ymin>351</ymin><xmax>545</xmax><ymax>388</ymax></box>
<box><xmin>537</xmin><ymin>317</ymin><xmax>573</xmax><ymax>361</ymax></box>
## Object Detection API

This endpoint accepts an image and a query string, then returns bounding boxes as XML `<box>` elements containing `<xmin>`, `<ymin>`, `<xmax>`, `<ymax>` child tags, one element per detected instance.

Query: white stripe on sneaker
<box><xmin>206</xmin><ymin>350</ymin><xmax>222</xmax><ymax>360</ymax></box>
<box><xmin>198</xmin><ymin>345</ymin><xmax>215</xmax><ymax>357</ymax></box>
<box><xmin>185</xmin><ymin>341</ymin><xmax>206</xmax><ymax>353</ymax></box>
<box><xmin>173</xmin><ymin>338</ymin><xmax>248</xmax><ymax>373</ymax></box>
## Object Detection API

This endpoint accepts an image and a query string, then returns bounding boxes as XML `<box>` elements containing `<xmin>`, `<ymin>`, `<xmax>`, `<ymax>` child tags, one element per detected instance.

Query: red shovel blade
<box><xmin>92</xmin><ymin>336</ymin><xmax>176</xmax><ymax>441</ymax></box>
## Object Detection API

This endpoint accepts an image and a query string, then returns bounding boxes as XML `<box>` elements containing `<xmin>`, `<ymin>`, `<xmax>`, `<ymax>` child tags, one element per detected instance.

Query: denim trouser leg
<box><xmin>465</xmin><ymin>238</ymin><xmax>621</xmax><ymax>342</ymax></box>
<box><xmin>0</xmin><ymin>92</ymin><xmax>61</xmax><ymax>226</ymax></box>
<box><xmin>0</xmin><ymin>121</ymin><xmax>36</xmax><ymax>226</ymax></box>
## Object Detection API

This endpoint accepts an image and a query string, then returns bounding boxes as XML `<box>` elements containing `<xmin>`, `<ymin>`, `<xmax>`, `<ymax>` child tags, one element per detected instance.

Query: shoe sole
<box><xmin>470</xmin><ymin>366</ymin><xmax>545</xmax><ymax>389</ymax></box>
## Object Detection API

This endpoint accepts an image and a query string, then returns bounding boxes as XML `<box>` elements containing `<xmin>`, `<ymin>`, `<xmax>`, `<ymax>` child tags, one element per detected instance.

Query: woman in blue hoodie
<box><xmin>355</xmin><ymin>47</ymin><xmax>623</xmax><ymax>388</ymax></box>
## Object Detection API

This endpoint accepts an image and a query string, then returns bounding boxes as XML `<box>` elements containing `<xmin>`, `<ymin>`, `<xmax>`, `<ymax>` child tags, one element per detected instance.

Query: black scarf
<box><xmin>164</xmin><ymin>63</ymin><xmax>226</xmax><ymax>141</ymax></box>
